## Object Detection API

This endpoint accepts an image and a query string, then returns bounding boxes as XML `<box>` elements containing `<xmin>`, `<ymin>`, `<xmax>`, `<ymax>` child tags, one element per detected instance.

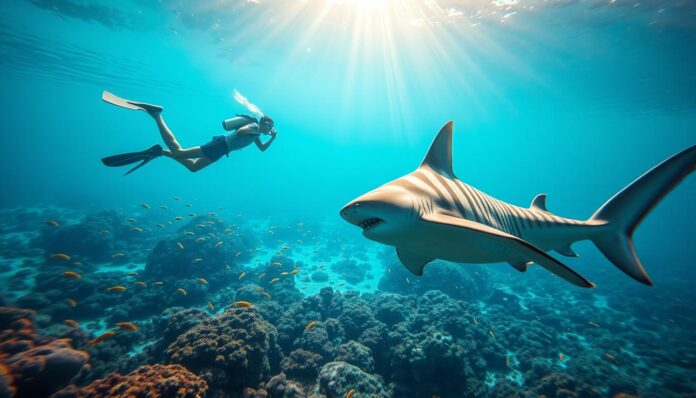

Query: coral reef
<box><xmin>316</xmin><ymin>362</ymin><xmax>390</xmax><ymax>398</ymax></box>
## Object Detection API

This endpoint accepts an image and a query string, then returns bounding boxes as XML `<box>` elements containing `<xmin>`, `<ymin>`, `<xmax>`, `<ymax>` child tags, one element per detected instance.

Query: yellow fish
<box><xmin>177</xmin><ymin>288</ymin><xmax>187</xmax><ymax>296</ymax></box>
<box><xmin>234</xmin><ymin>301</ymin><xmax>253</xmax><ymax>308</ymax></box>
<box><xmin>64</xmin><ymin>319</ymin><xmax>79</xmax><ymax>328</ymax></box>
<box><xmin>305</xmin><ymin>321</ymin><xmax>317</xmax><ymax>331</ymax></box>
<box><xmin>197</xmin><ymin>278</ymin><xmax>208</xmax><ymax>285</ymax></box>
<box><xmin>116</xmin><ymin>322</ymin><xmax>138</xmax><ymax>332</ymax></box>
<box><xmin>62</xmin><ymin>271</ymin><xmax>81</xmax><ymax>279</ymax></box>
<box><xmin>346</xmin><ymin>389</ymin><xmax>355</xmax><ymax>398</ymax></box>
<box><xmin>107</xmin><ymin>286</ymin><xmax>127</xmax><ymax>292</ymax></box>
<box><xmin>50</xmin><ymin>253</ymin><xmax>71</xmax><ymax>261</ymax></box>
<box><xmin>281</xmin><ymin>272</ymin><xmax>289</xmax><ymax>276</ymax></box>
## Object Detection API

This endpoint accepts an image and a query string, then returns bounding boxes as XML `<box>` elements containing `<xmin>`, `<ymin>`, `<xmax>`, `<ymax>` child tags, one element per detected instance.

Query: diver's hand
<box><xmin>270</xmin><ymin>128</ymin><xmax>277</xmax><ymax>137</ymax></box>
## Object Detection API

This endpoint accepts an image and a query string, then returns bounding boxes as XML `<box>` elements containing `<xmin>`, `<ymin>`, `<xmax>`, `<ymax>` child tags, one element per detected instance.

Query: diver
<box><xmin>100</xmin><ymin>91</ymin><xmax>277</xmax><ymax>174</ymax></box>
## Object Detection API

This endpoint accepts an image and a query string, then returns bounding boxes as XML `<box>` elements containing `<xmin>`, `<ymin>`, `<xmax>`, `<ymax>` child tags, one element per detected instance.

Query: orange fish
<box><xmin>135</xmin><ymin>281</ymin><xmax>147</xmax><ymax>288</ymax></box>
<box><xmin>207</xmin><ymin>301</ymin><xmax>215</xmax><ymax>311</ymax></box>
<box><xmin>197</xmin><ymin>278</ymin><xmax>208</xmax><ymax>285</ymax></box>
<box><xmin>234</xmin><ymin>301</ymin><xmax>253</xmax><ymax>308</ymax></box>
<box><xmin>66</xmin><ymin>298</ymin><xmax>77</xmax><ymax>307</ymax></box>
<box><xmin>63</xmin><ymin>271</ymin><xmax>81</xmax><ymax>279</ymax></box>
<box><xmin>346</xmin><ymin>389</ymin><xmax>354</xmax><ymax>398</ymax></box>
<box><xmin>64</xmin><ymin>319</ymin><xmax>79</xmax><ymax>328</ymax></box>
<box><xmin>89</xmin><ymin>331</ymin><xmax>117</xmax><ymax>346</ymax></box>
<box><xmin>177</xmin><ymin>288</ymin><xmax>187</xmax><ymax>296</ymax></box>
<box><xmin>152</xmin><ymin>281</ymin><xmax>163</xmax><ymax>286</ymax></box>
<box><xmin>44</xmin><ymin>220</ymin><xmax>60</xmax><ymax>227</ymax></box>
<box><xmin>305</xmin><ymin>321</ymin><xmax>317</xmax><ymax>331</ymax></box>
<box><xmin>107</xmin><ymin>286</ymin><xmax>127</xmax><ymax>292</ymax></box>
<box><xmin>115</xmin><ymin>322</ymin><xmax>138</xmax><ymax>332</ymax></box>
<box><xmin>50</xmin><ymin>253</ymin><xmax>71</xmax><ymax>261</ymax></box>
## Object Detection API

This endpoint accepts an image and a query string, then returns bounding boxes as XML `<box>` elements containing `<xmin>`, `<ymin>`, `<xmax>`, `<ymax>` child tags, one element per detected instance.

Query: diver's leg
<box><xmin>153</xmin><ymin>115</ymin><xmax>190</xmax><ymax>154</ymax></box>
<box><xmin>163</xmin><ymin>150</ymin><xmax>213</xmax><ymax>173</ymax></box>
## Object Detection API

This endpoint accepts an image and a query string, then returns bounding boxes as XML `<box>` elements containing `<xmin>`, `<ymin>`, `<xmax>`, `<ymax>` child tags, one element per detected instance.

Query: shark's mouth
<box><xmin>358</xmin><ymin>218</ymin><xmax>383</xmax><ymax>231</ymax></box>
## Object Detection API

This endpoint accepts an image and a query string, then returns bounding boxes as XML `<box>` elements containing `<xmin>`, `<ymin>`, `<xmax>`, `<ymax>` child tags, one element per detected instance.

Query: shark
<box><xmin>340</xmin><ymin>121</ymin><xmax>695</xmax><ymax>287</ymax></box>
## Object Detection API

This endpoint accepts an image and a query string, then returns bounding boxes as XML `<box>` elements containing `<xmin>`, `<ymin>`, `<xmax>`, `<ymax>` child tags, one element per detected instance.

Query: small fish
<box><xmin>261</xmin><ymin>292</ymin><xmax>271</xmax><ymax>299</ymax></box>
<box><xmin>192</xmin><ymin>258</ymin><xmax>204</xmax><ymax>264</ymax></box>
<box><xmin>50</xmin><ymin>253</ymin><xmax>71</xmax><ymax>261</ymax></box>
<box><xmin>346</xmin><ymin>389</ymin><xmax>355</xmax><ymax>398</ymax></box>
<box><xmin>66</xmin><ymin>298</ymin><xmax>77</xmax><ymax>307</ymax></box>
<box><xmin>62</xmin><ymin>271</ymin><xmax>81</xmax><ymax>279</ymax></box>
<box><xmin>281</xmin><ymin>272</ymin><xmax>289</xmax><ymax>276</ymax></box>
<box><xmin>44</xmin><ymin>220</ymin><xmax>60</xmax><ymax>227</ymax></box>
<box><xmin>197</xmin><ymin>278</ymin><xmax>208</xmax><ymax>285</ymax></box>
<box><xmin>472</xmin><ymin>317</ymin><xmax>478</xmax><ymax>325</ymax></box>
<box><xmin>125</xmin><ymin>218</ymin><xmax>136</xmax><ymax>222</ymax></box>
<box><xmin>196</xmin><ymin>237</ymin><xmax>206</xmax><ymax>243</ymax></box>
<box><xmin>256</xmin><ymin>286</ymin><xmax>265</xmax><ymax>292</ymax></box>
<box><xmin>196</xmin><ymin>223</ymin><xmax>206</xmax><ymax>228</ymax></box>
<box><xmin>208</xmin><ymin>301</ymin><xmax>215</xmax><ymax>311</ymax></box>
<box><xmin>587</xmin><ymin>321</ymin><xmax>600</xmax><ymax>328</ymax></box>
<box><xmin>160</xmin><ymin>205</ymin><xmax>168</xmax><ymax>210</ymax></box>
<box><xmin>131</xmin><ymin>227</ymin><xmax>143</xmax><ymax>233</ymax></box>
<box><xmin>281</xmin><ymin>246</ymin><xmax>290</xmax><ymax>250</ymax></box>
<box><xmin>272</xmin><ymin>262</ymin><xmax>282</xmax><ymax>267</ymax></box>
<box><xmin>141</xmin><ymin>204</ymin><xmax>151</xmax><ymax>209</ymax></box>
<box><xmin>604</xmin><ymin>353</ymin><xmax>619</xmax><ymax>364</ymax></box>
<box><xmin>270</xmin><ymin>278</ymin><xmax>280</xmax><ymax>284</ymax></box>
<box><xmin>177</xmin><ymin>288</ymin><xmax>187</xmax><ymax>296</ymax></box>
<box><xmin>305</xmin><ymin>321</ymin><xmax>317</xmax><ymax>331</ymax></box>
<box><xmin>318</xmin><ymin>264</ymin><xmax>325</xmax><ymax>269</ymax></box>
<box><xmin>100</xmin><ymin>230</ymin><xmax>111</xmax><ymax>235</ymax></box>
<box><xmin>152</xmin><ymin>281</ymin><xmax>163</xmax><ymax>286</ymax></box>
<box><xmin>64</xmin><ymin>319</ymin><xmax>79</xmax><ymax>328</ymax></box>
<box><xmin>156</xmin><ymin>224</ymin><xmax>165</xmax><ymax>229</ymax></box>
<box><xmin>89</xmin><ymin>331</ymin><xmax>116</xmax><ymax>346</ymax></box>
<box><xmin>226</xmin><ymin>264</ymin><xmax>232</xmax><ymax>272</ymax></box>
<box><xmin>111</xmin><ymin>253</ymin><xmax>125</xmax><ymax>258</ymax></box>
<box><xmin>559</xmin><ymin>353</ymin><xmax>566</xmax><ymax>362</ymax></box>
<box><xmin>173</xmin><ymin>197</ymin><xmax>180</xmax><ymax>201</ymax></box>
<box><xmin>291</xmin><ymin>269</ymin><xmax>300</xmax><ymax>275</ymax></box>
<box><xmin>175</xmin><ymin>242</ymin><xmax>185</xmax><ymax>250</ymax></box>
<box><xmin>135</xmin><ymin>281</ymin><xmax>147</xmax><ymax>288</ymax></box>
<box><xmin>184</xmin><ymin>231</ymin><xmax>195</xmax><ymax>236</ymax></box>
<box><xmin>258</xmin><ymin>272</ymin><xmax>266</xmax><ymax>279</ymax></box>
<box><xmin>301</xmin><ymin>286</ymin><xmax>308</xmax><ymax>289</ymax></box>
<box><xmin>174</xmin><ymin>216</ymin><xmax>184</xmax><ymax>221</ymax></box>
<box><xmin>215</xmin><ymin>241</ymin><xmax>223</xmax><ymax>248</ymax></box>
<box><xmin>488</xmin><ymin>330</ymin><xmax>495</xmax><ymax>338</ymax></box>
<box><xmin>235</xmin><ymin>251</ymin><xmax>242</xmax><ymax>257</ymax></box>
<box><xmin>208</xmin><ymin>212</ymin><xmax>217</xmax><ymax>217</ymax></box>
<box><xmin>107</xmin><ymin>286</ymin><xmax>127</xmax><ymax>292</ymax></box>
<box><xmin>234</xmin><ymin>301</ymin><xmax>253</xmax><ymax>308</ymax></box>
<box><xmin>239</xmin><ymin>272</ymin><xmax>246</xmax><ymax>280</ymax></box>
<box><xmin>185</xmin><ymin>203</ymin><xmax>192</xmax><ymax>208</ymax></box>
<box><xmin>188</xmin><ymin>213</ymin><xmax>196</xmax><ymax>217</ymax></box>
<box><xmin>115</xmin><ymin>322</ymin><xmax>138</xmax><ymax>332</ymax></box>
<box><xmin>506</xmin><ymin>355</ymin><xmax>510</xmax><ymax>367</ymax></box>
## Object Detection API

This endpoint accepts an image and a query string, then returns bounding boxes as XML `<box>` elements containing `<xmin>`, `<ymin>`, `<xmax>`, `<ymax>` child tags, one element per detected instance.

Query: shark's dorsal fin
<box><xmin>396</xmin><ymin>248</ymin><xmax>433</xmax><ymax>276</ymax></box>
<box><xmin>530</xmin><ymin>194</ymin><xmax>548</xmax><ymax>212</ymax></box>
<box><xmin>420</xmin><ymin>121</ymin><xmax>455</xmax><ymax>179</ymax></box>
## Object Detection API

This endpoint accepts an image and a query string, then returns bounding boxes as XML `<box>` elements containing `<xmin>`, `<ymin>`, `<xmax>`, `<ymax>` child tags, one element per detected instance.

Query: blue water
<box><xmin>0</xmin><ymin>1</ymin><xmax>694</xmax><ymax>397</ymax></box>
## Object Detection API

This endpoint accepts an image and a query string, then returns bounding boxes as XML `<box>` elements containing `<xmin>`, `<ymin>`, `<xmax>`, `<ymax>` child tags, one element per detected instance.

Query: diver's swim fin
<box><xmin>102</xmin><ymin>144</ymin><xmax>163</xmax><ymax>175</ymax></box>
<box><xmin>102</xmin><ymin>91</ymin><xmax>163</xmax><ymax>115</ymax></box>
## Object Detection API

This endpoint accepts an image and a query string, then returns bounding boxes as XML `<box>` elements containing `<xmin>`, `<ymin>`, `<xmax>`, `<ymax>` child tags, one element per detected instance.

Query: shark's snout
<box><xmin>340</xmin><ymin>201</ymin><xmax>384</xmax><ymax>231</ymax></box>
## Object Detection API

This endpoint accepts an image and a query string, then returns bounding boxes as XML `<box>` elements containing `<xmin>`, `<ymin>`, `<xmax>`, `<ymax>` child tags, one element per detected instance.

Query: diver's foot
<box><xmin>125</xmin><ymin>100</ymin><xmax>163</xmax><ymax>117</ymax></box>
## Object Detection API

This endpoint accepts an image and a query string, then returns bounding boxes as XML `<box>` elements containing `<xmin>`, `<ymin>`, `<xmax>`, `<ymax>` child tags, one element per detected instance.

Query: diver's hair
<box><xmin>260</xmin><ymin>115</ymin><xmax>274</xmax><ymax>126</ymax></box>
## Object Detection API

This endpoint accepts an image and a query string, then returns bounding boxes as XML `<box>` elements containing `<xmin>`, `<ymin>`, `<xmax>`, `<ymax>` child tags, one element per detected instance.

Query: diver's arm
<box><xmin>255</xmin><ymin>131</ymin><xmax>276</xmax><ymax>152</ymax></box>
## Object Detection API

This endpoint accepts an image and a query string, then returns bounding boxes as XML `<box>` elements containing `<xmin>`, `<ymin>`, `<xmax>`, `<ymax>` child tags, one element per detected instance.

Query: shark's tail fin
<box><xmin>590</xmin><ymin>144</ymin><xmax>696</xmax><ymax>285</ymax></box>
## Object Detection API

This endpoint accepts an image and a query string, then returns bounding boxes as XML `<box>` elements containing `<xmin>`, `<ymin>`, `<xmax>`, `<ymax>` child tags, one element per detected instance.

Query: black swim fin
<box><xmin>102</xmin><ymin>144</ymin><xmax>163</xmax><ymax>175</ymax></box>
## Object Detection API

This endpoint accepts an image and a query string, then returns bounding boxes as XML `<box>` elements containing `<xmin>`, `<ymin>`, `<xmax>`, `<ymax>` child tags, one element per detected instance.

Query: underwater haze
<box><xmin>0</xmin><ymin>1</ymin><xmax>694</xmax><ymax>397</ymax></box>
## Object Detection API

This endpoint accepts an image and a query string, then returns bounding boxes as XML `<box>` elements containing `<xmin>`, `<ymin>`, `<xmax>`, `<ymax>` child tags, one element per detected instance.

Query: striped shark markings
<box><xmin>340</xmin><ymin>121</ymin><xmax>695</xmax><ymax>288</ymax></box>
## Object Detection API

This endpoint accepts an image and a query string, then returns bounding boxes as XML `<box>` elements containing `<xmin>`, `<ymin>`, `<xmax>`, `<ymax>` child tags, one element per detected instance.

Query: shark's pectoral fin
<box><xmin>396</xmin><ymin>248</ymin><xmax>434</xmax><ymax>276</ymax></box>
<box><xmin>555</xmin><ymin>243</ymin><xmax>579</xmax><ymax>257</ymax></box>
<box><xmin>509</xmin><ymin>261</ymin><xmax>532</xmax><ymax>272</ymax></box>
<box><xmin>421</xmin><ymin>213</ymin><xmax>595</xmax><ymax>288</ymax></box>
